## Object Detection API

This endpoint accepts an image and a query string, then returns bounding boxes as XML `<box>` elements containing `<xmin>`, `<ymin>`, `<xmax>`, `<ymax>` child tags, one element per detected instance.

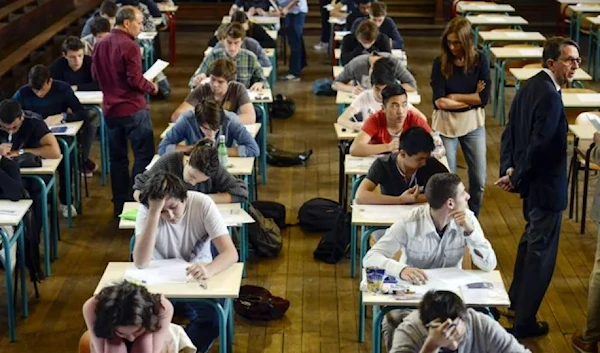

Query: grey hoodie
<box><xmin>391</xmin><ymin>309</ymin><xmax>531</xmax><ymax>353</ymax></box>
<box><xmin>333</xmin><ymin>52</ymin><xmax>417</xmax><ymax>90</ymax></box>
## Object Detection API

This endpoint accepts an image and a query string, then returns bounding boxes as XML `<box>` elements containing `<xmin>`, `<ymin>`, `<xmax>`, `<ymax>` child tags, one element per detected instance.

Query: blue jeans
<box><xmin>440</xmin><ymin>126</ymin><xmax>486</xmax><ymax>217</ymax></box>
<box><xmin>105</xmin><ymin>109</ymin><xmax>155</xmax><ymax>214</ymax></box>
<box><xmin>284</xmin><ymin>12</ymin><xmax>307</xmax><ymax>76</ymax></box>
<box><xmin>176</xmin><ymin>299</ymin><xmax>224</xmax><ymax>353</ymax></box>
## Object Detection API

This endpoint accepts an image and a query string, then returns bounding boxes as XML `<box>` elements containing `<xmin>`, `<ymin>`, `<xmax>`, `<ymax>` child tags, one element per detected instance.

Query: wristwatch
<box><xmin>18</xmin><ymin>149</ymin><xmax>24</xmax><ymax>155</ymax></box>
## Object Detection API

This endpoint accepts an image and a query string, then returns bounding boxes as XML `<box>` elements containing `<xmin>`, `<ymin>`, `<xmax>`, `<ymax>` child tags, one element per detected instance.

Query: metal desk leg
<box><xmin>372</xmin><ymin>306</ymin><xmax>396</xmax><ymax>353</ymax></box>
<box><xmin>358</xmin><ymin>226</ymin><xmax>383</xmax><ymax>342</ymax></box>
<box><xmin>57</xmin><ymin>138</ymin><xmax>74</xmax><ymax>227</ymax></box>
<box><xmin>91</xmin><ymin>105</ymin><xmax>109</xmax><ymax>185</ymax></box>
<box><xmin>350</xmin><ymin>224</ymin><xmax>357</xmax><ymax>278</ymax></box>
<box><xmin>23</xmin><ymin>175</ymin><xmax>52</xmax><ymax>276</ymax></box>
<box><xmin>1</xmin><ymin>223</ymin><xmax>27</xmax><ymax>342</ymax></box>
<box><xmin>580</xmin><ymin>144</ymin><xmax>596</xmax><ymax>234</ymax></box>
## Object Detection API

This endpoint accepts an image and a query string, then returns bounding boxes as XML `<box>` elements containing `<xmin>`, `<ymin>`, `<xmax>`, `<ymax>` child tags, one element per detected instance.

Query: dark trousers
<box><xmin>176</xmin><ymin>300</ymin><xmax>223</xmax><ymax>353</ymax></box>
<box><xmin>67</xmin><ymin>110</ymin><xmax>98</xmax><ymax>162</ymax></box>
<box><xmin>509</xmin><ymin>198</ymin><xmax>563</xmax><ymax>328</ymax></box>
<box><xmin>284</xmin><ymin>12</ymin><xmax>307</xmax><ymax>76</ymax></box>
<box><xmin>319</xmin><ymin>0</ymin><xmax>331</xmax><ymax>43</ymax></box>
<box><xmin>105</xmin><ymin>109</ymin><xmax>155</xmax><ymax>214</ymax></box>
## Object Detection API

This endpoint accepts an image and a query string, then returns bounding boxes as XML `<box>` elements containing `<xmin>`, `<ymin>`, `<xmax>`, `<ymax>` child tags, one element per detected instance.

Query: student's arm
<box><xmin>17</xmin><ymin>132</ymin><xmax>62</xmax><ymax>159</ymax></box>
<box><xmin>393</xmin><ymin>60</ymin><xmax>417</xmax><ymax>92</ymax></box>
<box><xmin>157</xmin><ymin>115</ymin><xmax>192</xmax><ymax>155</ymax></box>
<box><xmin>0</xmin><ymin>157</ymin><xmax>22</xmax><ymax>201</ymax></box>
<box><xmin>337</xmin><ymin>105</ymin><xmax>362</xmax><ymax>131</ymax></box>
<box><xmin>463</xmin><ymin>214</ymin><xmax>497</xmax><ymax>271</ymax></box>
<box><xmin>349</xmin><ymin>130</ymin><xmax>395</xmax><ymax>157</ymax></box>
<box><xmin>226</xmin><ymin>114</ymin><xmax>260</xmax><ymax>157</ymax></box>
<box><xmin>205</xmin><ymin>234</ymin><xmax>238</xmax><ymax>276</ymax></box>
<box><xmin>131</xmin><ymin>296</ymin><xmax>174</xmax><ymax>353</ymax></box>
<box><xmin>362</xmin><ymin>220</ymin><xmax>408</xmax><ymax>276</ymax></box>
<box><xmin>249</xmin><ymin>56</ymin><xmax>269</xmax><ymax>90</ymax></box>
<box><xmin>65</xmin><ymin>88</ymin><xmax>89</xmax><ymax>122</ymax></box>
<box><xmin>209</xmin><ymin>168</ymin><xmax>249</xmax><ymax>203</ymax></box>
<box><xmin>82</xmin><ymin>298</ymin><xmax>111</xmax><ymax>353</ymax></box>
<box><xmin>124</xmin><ymin>45</ymin><xmax>156</xmax><ymax>95</ymax></box>
<box><xmin>170</xmin><ymin>101</ymin><xmax>194</xmax><ymax>122</ymax></box>
<box><xmin>448</xmin><ymin>52</ymin><xmax>491</xmax><ymax>106</ymax></box>
<box><xmin>237</xmin><ymin>102</ymin><xmax>256</xmax><ymax>124</ymax></box>
<box><xmin>189</xmin><ymin>57</ymin><xmax>213</xmax><ymax>89</ymax></box>
<box><xmin>355</xmin><ymin>178</ymin><xmax>401</xmax><ymax>204</ymax></box>
<box><xmin>332</xmin><ymin>62</ymin><xmax>358</xmax><ymax>93</ymax></box>
<box><xmin>133</xmin><ymin>203</ymin><xmax>161</xmax><ymax>268</ymax></box>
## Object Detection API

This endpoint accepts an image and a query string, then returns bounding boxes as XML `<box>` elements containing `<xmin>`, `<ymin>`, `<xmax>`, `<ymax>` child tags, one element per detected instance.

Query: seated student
<box><xmin>133</xmin><ymin>139</ymin><xmax>248</xmax><ymax>203</ymax></box>
<box><xmin>82</xmin><ymin>281</ymin><xmax>175</xmax><ymax>353</ymax></box>
<box><xmin>349</xmin><ymin>84</ymin><xmax>431</xmax><ymax>157</ymax></box>
<box><xmin>344</xmin><ymin>0</ymin><xmax>371</xmax><ymax>31</ymax></box>
<box><xmin>393</xmin><ymin>291</ymin><xmax>531</xmax><ymax>353</ymax></box>
<box><xmin>189</xmin><ymin>23</ymin><xmax>267</xmax><ymax>91</ymax></box>
<box><xmin>82</xmin><ymin>16</ymin><xmax>112</xmax><ymax>56</ymax></box>
<box><xmin>350</xmin><ymin>2</ymin><xmax>403</xmax><ymax>49</ymax></box>
<box><xmin>340</xmin><ymin>19</ymin><xmax>391</xmax><ymax>66</ymax></box>
<box><xmin>337</xmin><ymin>58</ymin><xmax>426</xmax><ymax>132</ymax></box>
<box><xmin>363</xmin><ymin>173</ymin><xmax>497</xmax><ymax>350</ymax></box>
<box><xmin>355</xmin><ymin>127</ymin><xmax>448</xmax><ymax>205</ymax></box>
<box><xmin>210</xmin><ymin>23</ymin><xmax>272</xmax><ymax>68</ymax></box>
<box><xmin>0</xmin><ymin>100</ymin><xmax>61</xmax><ymax>234</ymax></box>
<box><xmin>172</xmin><ymin>58</ymin><xmax>256</xmax><ymax>124</ymax></box>
<box><xmin>229</xmin><ymin>0</ymin><xmax>273</xmax><ymax>16</ymax></box>
<box><xmin>133</xmin><ymin>172</ymin><xmax>238</xmax><ymax>352</ymax></box>
<box><xmin>81</xmin><ymin>0</ymin><xmax>117</xmax><ymax>37</ymax></box>
<box><xmin>159</xmin><ymin>100</ymin><xmax>259</xmax><ymax>158</ymax></box>
<box><xmin>224</xmin><ymin>10</ymin><xmax>277</xmax><ymax>49</ymax></box>
<box><xmin>13</xmin><ymin>65</ymin><xmax>99</xmax><ymax>181</ymax></box>
<box><xmin>50</xmin><ymin>37</ymin><xmax>99</xmax><ymax>92</ymax></box>
<box><xmin>119</xmin><ymin>0</ymin><xmax>157</xmax><ymax>32</ymax></box>
<box><xmin>332</xmin><ymin>52</ymin><xmax>416</xmax><ymax>93</ymax></box>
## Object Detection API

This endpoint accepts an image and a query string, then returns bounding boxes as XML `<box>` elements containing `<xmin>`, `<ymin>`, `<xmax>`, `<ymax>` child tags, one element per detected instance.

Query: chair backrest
<box><xmin>129</xmin><ymin>234</ymin><xmax>136</xmax><ymax>261</ymax></box>
<box><xmin>575</xmin><ymin>111</ymin><xmax>600</xmax><ymax>151</ymax></box>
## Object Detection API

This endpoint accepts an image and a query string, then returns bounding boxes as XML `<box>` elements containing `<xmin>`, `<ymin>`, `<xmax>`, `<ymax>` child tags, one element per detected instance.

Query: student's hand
<box><xmin>193</xmin><ymin>74</ymin><xmax>207</xmax><ymax>87</ymax></box>
<box><xmin>594</xmin><ymin>131</ymin><xmax>600</xmax><ymax>145</ymax></box>
<box><xmin>0</xmin><ymin>143</ymin><xmax>12</xmax><ymax>157</ymax></box>
<box><xmin>147</xmin><ymin>197</ymin><xmax>166</xmax><ymax>213</ymax></box>
<box><xmin>187</xmin><ymin>262</ymin><xmax>212</xmax><ymax>280</ymax></box>
<box><xmin>424</xmin><ymin>319</ymin><xmax>460</xmax><ymax>350</ymax></box>
<box><xmin>249</xmin><ymin>82</ymin><xmax>264</xmax><ymax>91</ymax></box>
<box><xmin>351</xmin><ymin>85</ymin><xmax>363</xmax><ymax>95</ymax></box>
<box><xmin>399</xmin><ymin>185</ymin><xmax>420</xmax><ymax>204</ymax></box>
<box><xmin>256</xmin><ymin>8</ymin><xmax>268</xmax><ymax>16</ymax></box>
<box><xmin>281</xmin><ymin>7</ymin><xmax>290</xmax><ymax>16</ymax></box>
<box><xmin>450</xmin><ymin>210</ymin><xmax>474</xmax><ymax>235</ymax></box>
<box><xmin>133</xmin><ymin>190</ymin><xmax>141</xmax><ymax>203</ymax></box>
<box><xmin>400</xmin><ymin>266</ymin><xmax>428</xmax><ymax>285</ymax></box>
<box><xmin>45</xmin><ymin>114</ymin><xmax>63</xmax><ymax>126</ymax></box>
<box><xmin>387</xmin><ymin>137</ymin><xmax>399</xmax><ymax>153</ymax></box>
<box><xmin>476</xmin><ymin>80</ymin><xmax>486</xmax><ymax>94</ymax></box>
<box><xmin>352</xmin><ymin>122</ymin><xmax>362</xmax><ymax>132</ymax></box>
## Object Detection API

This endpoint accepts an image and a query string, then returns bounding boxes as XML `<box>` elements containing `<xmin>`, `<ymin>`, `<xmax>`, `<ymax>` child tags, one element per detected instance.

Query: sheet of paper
<box><xmin>345</xmin><ymin>156</ymin><xmax>377</xmax><ymax>170</ymax></box>
<box><xmin>123</xmin><ymin>259</ymin><xmax>190</xmax><ymax>285</ymax></box>
<box><xmin>336</xmin><ymin>31</ymin><xmax>351</xmax><ymax>37</ymax></box>
<box><xmin>460</xmin><ymin>285</ymin><xmax>510</xmax><ymax>306</ymax></box>
<box><xmin>143</xmin><ymin>59</ymin><xmax>169</xmax><ymax>81</ymax></box>
<box><xmin>220</xmin><ymin>208</ymin><xmax>255</xmax><ymax>225</ymax></box>
<box><xmin>505</xmin><ymin>31</ymin><xmax>527</xmax><ymax>38</ymax></box>
<box><xmin>51</xmin><ymin>125</ymin><xmax>79</xmax><ymax>136</ymax></box>
<box><xmin>590</xmin><ymin>115</ymin><xmax>600</xmax><ymax>131</ymax></box>
<box><xmin>576</xmin><ymin>93</ymin><xmax>600</xmax><ymax>102</ymax></box>
<box><xmin>248</xmin><ymin>90</ymin><xmax>272</xmax><ymax>101</ymax></box>
<box><xmin>518</xmin><ymin>48</ymin><xmax>541</xmax><ymax>56</ymax></box>
<box><xmin>138</xmin><ymin>32</ymin><xmax>158</xmax><ymax>40</ymax></box>
<box><xmin>423</xmin><ymin>268</ymin><xmax>483</xmax><ymax>287</ymax></box>
<box><xmin>356</xmin><ymin>204</ymin><xmax>419</xmax><ymax>221</ymax></box>
<box><xmin>75</xmin><ymin>91</ymin><xmax>103</xmax><ymax>102</ymax></box>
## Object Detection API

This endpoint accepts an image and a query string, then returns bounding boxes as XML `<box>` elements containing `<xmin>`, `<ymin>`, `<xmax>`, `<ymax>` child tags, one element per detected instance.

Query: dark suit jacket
<box><xmin>500</xmin><ymin>71</ymin><xmax>568</xmax><ymax>211</ymax></box>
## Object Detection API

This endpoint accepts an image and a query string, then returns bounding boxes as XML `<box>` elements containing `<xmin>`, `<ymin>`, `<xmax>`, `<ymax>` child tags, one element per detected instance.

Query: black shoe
<box><xmin>508</xmin><ymin>321</ymin><xmax>549</xmax><ymax>339</ymax></box>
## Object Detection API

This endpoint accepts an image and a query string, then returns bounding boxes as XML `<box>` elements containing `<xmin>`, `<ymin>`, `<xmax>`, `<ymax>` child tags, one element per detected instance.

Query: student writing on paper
<box><xmin>349</xmin><ymin>84</ymin><xmax>433</xmax><ymax>157</ymax></box>
<box><xmin>159</xmin><ymin>100</ymin><xmax>259</xmax><ymax>158</ymax></box>
<box><xmin>340</xmin><ymin>19</ymin><xmax>391</xmax><ymax>66</ymax></box>
<box><xmin>82</xmin><ymin>17</ymin><xmax>112</xmax><ymax>56</ymax></box>
<box><xmin>171</xmin><ymin>58</ymin><xmax>257</xmax><ymax>124</ymax></box>
<box><xmin>392</xmin><ymin>290</ymin><xmax>530</xmax><ymax>353</ymax></box>
<box><xmin>349</xmin><ymin>2</ymin><xmax>404</xmax><ymax>49</ymax></box>
<box><xmin>81</xmin><ymin>281</ymin><xmax>176</xmax><ymax>353</ymax></box>
<box><xmin>363</xmin><ymin>173</ymin><xmax>496</xmax><ymax>350</ymax></box>
<box><xmin>132</xmin><ymin>172</ymin><xmax>238</xmax><ymax>353</ymax></box>
<box><xmin>208</xmin><ymin>23</ymin><xmax>272</xmax><ymax>68</ymax></box>
<box><xmin>337</xmin><ymin>58</ymin><xmax>426</xmax><ymax>132</ymax></box>
<box><xmin>133</xmin><ymin>138</ymin><xmax>248</xmax><ymax>204</ymax></box>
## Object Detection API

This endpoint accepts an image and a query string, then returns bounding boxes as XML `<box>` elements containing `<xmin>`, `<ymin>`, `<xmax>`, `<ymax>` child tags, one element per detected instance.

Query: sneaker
<box><xmin>280</xmin><ymin>74</ymin><xmax>300</xmax><ymax>82</ymax></box>
<box><xmin>81</xmin><ymin>159</ymin><xmax>98</xmax><ymax>177</ymax></box>
<box><xmin>313</xmin><ymin>42</ymin><xmax>328</xmax><ymax>51</ymax></box>
<box><xmin>572</xmin><ymin>331</ymin><xmax>599</xmax><ymax>353</ymax></box>
<box><xmin>59</xmin><ymin>204</ymin><xmax>78</xmax><ymax>218</ymax></box>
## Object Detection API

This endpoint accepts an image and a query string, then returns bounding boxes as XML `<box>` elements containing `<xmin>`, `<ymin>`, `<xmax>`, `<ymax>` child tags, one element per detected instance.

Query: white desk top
<box><xmin>569</xmin><ymin>4</ymin><xmax>600</xmax><ymax>13</ymax></box>
<box><xmin>264</xmin><ymin>48</ymin><xmax>275</xmax><ymax>56</ymax></box>
<box><xmin>345</xmin><ymin>154</ymin><xmax>449</xmax><ymax>176</ymax></box>
<box><xmin>458</xmin><ymin>2</ymin><xmax>515</xmax><ymax>13</ymax></box>
<box><xmin>221</xmin><ymin>15</ymin><xmax>280</xmax><ymax>25</ymax></box>
<box><xmin>249</xmin><ymin>88</ymin><xmax>273</xmax><ymax>103</ymax></box>
<box><xmin>75</xmin><ymin>91</ymin><xmax>103</xmax><ymax>105</ymax></box>
<box><xmin>119</xmin><ymin>202</ymin><xmax>254</xmax><ymax>230</ymax></box>
<box><xmin>138</xmin><ymin>31</ymin><xmax>158</xmax><ymax>41</ymax></box>
<box><xmin>563</xmin><ymin>93</ymin><xmax>600</xmax><ymax>108</ymax></box>
<box><xmin>20</xmin><ymin>156</ymin><xmax>63</xmax><ymax>175</ymax></box>
<box><xmin>336</xmin><ymin>90</ymin><xmax>421</xmax><ymax>105</ymax></box>
<box><xmin>334</xmin><ymin>31</ymin><xmax>351</xmax><ymax>41</ymax></box>
<box><xmin>328</xmin><ymin>17</ymin><xmax>347</xmax><ymax>25</ymax></box>
<box><xmin>94</xmin><ymin>262</ymin><xmax>243</xmax><ymax>298</ymax></box>
<box><xmin>569</xmin><ymin>124</ymin><xmax>598</xmax><ymax>140</ymax></box>
<box><xmin>510</xmin><ymin>67</ymin><xmax>592</xmax><ymax>81</ymax></box>
<box><xmin>146</xmin><ymin>154</ymin><xmax>254</xmax><ymax>176</ymax></box>
<box><xmin>490</xmin><ymin>47</ymin><xmax>543</xmax><ymax>59</ymax></box>
<box><xmin>160</xmin><ymin>123</ymin><xmax>261</xmax><ymax>139</ymax></box>
<box><xmin>262</xmin><ymin>66</ymin><xmax>272</xmax><ymax>79</ymax></box>
<box><xmin>157</xmin><ymin>3</ymin><xmax>178</xmax><ymax>12</ymax></box>
<box><xmin>479</xmin><ymin>31</ymin><xmax>546</xmax><ymax>42</ymax></box>
<box><xmin>266</xmin><ymin>30</ymin><xmax>278</xmax><ymax>40</ymax></box>
<box><xmin>0</xmin><ymin>200</ymin><xmax>33</xmax><ymax>226</ymax></box>
<box><xmin>51</xmin><ymin>121</ymin><xmax>84</xmax><ymax>137</ymax></box>
<box><xmin>334</xmin><ymin>123</ymin><xmax>359</xmax><ymax>140</ymax></box>
<box><xmin>586</xmin><ymin>16</ymin><xmax>600</xmax><ymax>25</ymax></box>
<box><xmin>334</xmin><ymin>48</ymin><xmax>405</xmax><ymax>60</ymax></box>
<box><xmin>351</xmin><ymin>203</ymin><xmax>420</xmax><ymax>226</ymax></box>
<box><xmin>466</xmin><ymin>15</ymin><xmax>528</xmax><ymax>25</ymax></box>
<box><xmin>362</xmin><ymin>270</ymin><xmax>510</xmax><ymax>307</ymax></box>
<box><xmin>558</xmin><ymin>0</ymin><xmax>600</xmax><ymax>3</ymax></box>
<box><xmin>333</xmin><ymin>66</ymin><xmax>343</xmax><ymax>78</ymax></box>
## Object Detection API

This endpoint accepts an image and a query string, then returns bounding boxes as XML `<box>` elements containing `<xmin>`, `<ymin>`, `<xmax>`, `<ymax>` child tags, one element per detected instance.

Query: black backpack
<box><xmin>298</xmin><ymin>198</ymin><xmax>340</xmax><ymax>233</ymax></box>
<box><xmin>270</xmin><ymin>94</ymin><xmax>295</xmax><ymax>119</ymax></box>
<box><xmin>247</xmin><ymin>205</ymin><xmax>282</xmax><ymax>258</ymax></box>
<box><xmin>252</xmin><ymin>201</ymin><xmax>287</xmax><ymax>229</ymax></box>
<box><xmin>313</xmin><ymin>210</ymin><xmax>351</xmax><ymax>264</ymax></box>
<box><xmin>266</xmin><ymin>145</ymin><xmax>313</xmax><ymax>167</ymax></box>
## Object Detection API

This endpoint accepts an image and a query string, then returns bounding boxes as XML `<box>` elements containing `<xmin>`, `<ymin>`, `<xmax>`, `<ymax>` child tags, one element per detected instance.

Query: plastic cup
<box><xmin>366</xmin><ymin>267</ymin><xmax>386</xmax><ymax>293</ymax></box>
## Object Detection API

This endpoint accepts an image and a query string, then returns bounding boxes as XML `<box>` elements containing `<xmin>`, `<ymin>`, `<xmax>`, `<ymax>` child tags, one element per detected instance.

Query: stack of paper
<box><xmin>124</xmin><ymin>259</ymin><xmax>190</xmax><ymax>285</ymax></box>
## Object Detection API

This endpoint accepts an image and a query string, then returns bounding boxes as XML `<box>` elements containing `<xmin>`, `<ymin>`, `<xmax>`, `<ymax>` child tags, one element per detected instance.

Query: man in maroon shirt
<box><xmin>92</xmin><ymin>5</ymin><xmax>158</xmax><ymax>216</ymax></box>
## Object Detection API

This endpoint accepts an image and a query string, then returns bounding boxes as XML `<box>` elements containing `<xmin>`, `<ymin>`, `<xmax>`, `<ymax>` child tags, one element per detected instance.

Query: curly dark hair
<box><xmin>93</xmin><ymin>281</ymin><xmax>163</xmax><ymax>339</ymax></box>
<box><xmin>185</xmin><ymin>138</ymin><xmax>220</xmax><ymax>178</ymax></box>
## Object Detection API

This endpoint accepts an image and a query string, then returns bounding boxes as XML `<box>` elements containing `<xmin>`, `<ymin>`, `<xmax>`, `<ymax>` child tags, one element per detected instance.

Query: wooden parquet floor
<box><xmin>0</xmin><ymin>32</ymin><xmax>597</xmax><ymax>353</ymax></box>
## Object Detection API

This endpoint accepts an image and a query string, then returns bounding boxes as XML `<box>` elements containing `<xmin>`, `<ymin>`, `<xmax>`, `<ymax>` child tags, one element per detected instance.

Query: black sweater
<box><xmin>340</xmin><ymin>32</ymin><xmax>391</xmax><ymax>66</ymax></box>
<box><xmin>207</xmin><ymin>23</ymin><xmax>276</xmax><ymax>49</ymax></box>
<box><xmin>49</xmin><ymin>56</ymin><xmax>100</xmax><ymax>92</ymax></box>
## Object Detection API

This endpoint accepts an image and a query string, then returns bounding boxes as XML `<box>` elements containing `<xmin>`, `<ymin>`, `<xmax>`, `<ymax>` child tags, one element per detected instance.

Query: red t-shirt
<box><xmin>361</xmin><ymin>110</ymin><xmax>432</xmax><ymax>144</ymax></box>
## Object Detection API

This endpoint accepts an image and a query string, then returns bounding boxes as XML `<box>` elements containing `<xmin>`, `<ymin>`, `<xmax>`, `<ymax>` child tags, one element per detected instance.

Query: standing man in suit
<box><xmin>496</xmin><ymin>37</ymin><xmax>580</xmax><ymax>339</ymax></box>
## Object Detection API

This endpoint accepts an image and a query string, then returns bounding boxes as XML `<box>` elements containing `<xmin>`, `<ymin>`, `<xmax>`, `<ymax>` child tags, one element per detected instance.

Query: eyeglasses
<box><xmin>559</xmin><ymin>57</ymin><xmax>582</xmax><ymax>66</ymax></box>
<box><xmin>446</xmin><ymin>40</ymin><xmax>462</xmax><ymax>46</ymax></box>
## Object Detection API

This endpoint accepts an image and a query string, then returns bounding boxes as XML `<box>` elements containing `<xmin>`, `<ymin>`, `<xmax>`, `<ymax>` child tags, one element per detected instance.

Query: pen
<box><xmin>7</xmin><ymin>133</ymin><xmax>12</xmax><ymax>144</ymax></box>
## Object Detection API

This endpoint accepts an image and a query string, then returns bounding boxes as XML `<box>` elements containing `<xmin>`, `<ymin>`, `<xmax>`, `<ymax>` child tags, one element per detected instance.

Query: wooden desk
<box><xmin>569</xmin><ymin>4</ymin><xmax>600</xmax><ymax>43</ymax></box>
<box><xmin>0</xmin><ymin>199</ymin><xmax>32</xmax><ymax>342</ymax></box>
<box><xmin>466</xmin><ymin>15</ymin><xmax>528</xmax><ymax>25</ymax></box>
<box><xmin>266</xmin><ymin>30</ymin><xmax>277</xmax><ymax>40</ymax></box>
<box><xmin>146</xmin><ymin>154</ymin><xmax>255</xmax><ymax>176</ymax></box>
<box><xmin>74</xmin><ymin>90</ymin><xmax>108</xmax><ymax>185</ymax></box>
<box><xmin>222</xmin><ymin>15</ymin><xmax>280</xmax><ymax>26</ymax></box>
<box><xmin>479</xmin><ymin>30</ymin><xmax>545</xmax><ymax>42</ymax></box>
<box><xmin>336</xmin><ymin>90</ymin><xmax>421</xmax><ymax>105</ymax></box>
<box><xmin>262</xmin><ymin>66</ymin><xmax>272</xmax><ymax>79</ymax></box>
<box><xmin>249</xmin><ymin>88</ymin><xmax>274</xmax><ymax>103</ymax></box>
<box><xmin>138</xmin><ymin>31</ymin><xmax>158</xmax><ymax>41</ymax></box>
<box><xmin>95</xmin><ymin>261</ymin><xmax>243</xmax><ymax>353</ymax></box>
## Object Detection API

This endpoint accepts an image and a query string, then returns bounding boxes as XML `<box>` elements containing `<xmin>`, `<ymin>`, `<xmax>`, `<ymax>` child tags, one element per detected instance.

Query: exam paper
<box><xmin>460</xmin><ymin>285</ymin><xmax>510</xmax><ymax>306</ymax></box>
<box><xmin>143</xmin><ymin>59</ymin><xmax>170</xmax><ymax>81</ymax></box>
<box><xmin>124</xmin><ymin>259</ymin><xmax>189</xmax><ymax>285</ymax></box>
<box><xmin>356</xmin><ymin>204</ymin><xmax>419</xmax><ymax>220</ymax></box>
<box><xmin>424</xmin><ymin>268</ymin><xmax>483</xmax><ymax>287</ymax></box>
<box><xmin>51</xmin><ymin>125</ymin><xmax>79</xmax><ymax>136</ymax></box>
<box><xmin>220</xmin><ymin>208</ymin><xmax>255</xmax><ymax>225</ymax></box>
<box><xmin>138</xmin><ymin>32</ymin><xmax>158</xmax><ymax>40</ymax></box>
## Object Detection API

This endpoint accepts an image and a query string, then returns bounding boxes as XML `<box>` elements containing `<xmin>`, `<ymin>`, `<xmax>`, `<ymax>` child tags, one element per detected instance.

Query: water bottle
<box><xmin>432</xmin><ymin>131</ymin><xmax>444</xmax><ymax>158</ymax></box>
<box><xmin>218</xmin><ymin>135</ymin><xmax>229</xmax><ymax>168</ymax></box>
